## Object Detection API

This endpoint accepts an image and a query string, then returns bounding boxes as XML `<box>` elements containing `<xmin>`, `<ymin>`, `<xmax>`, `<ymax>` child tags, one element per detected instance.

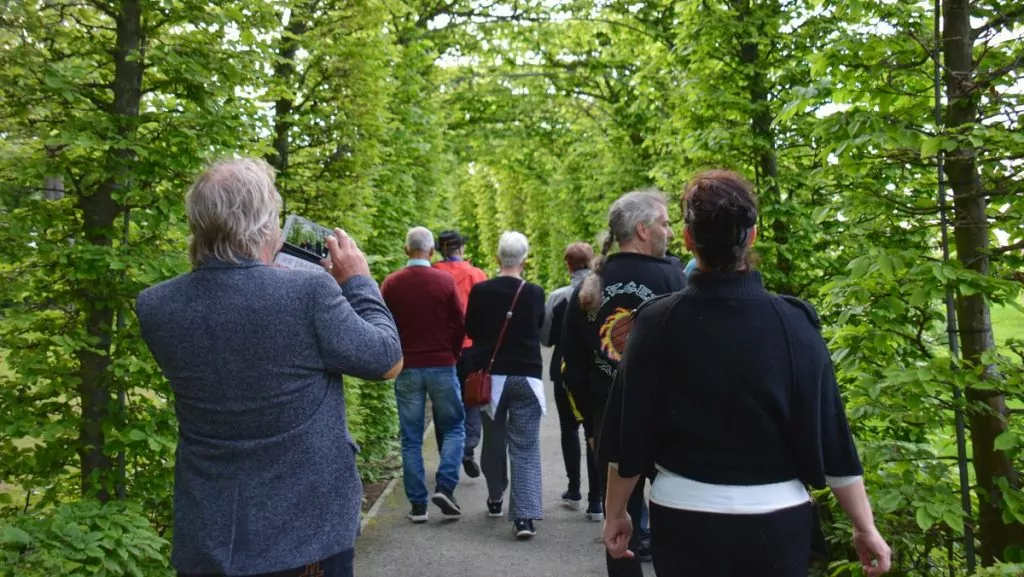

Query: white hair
<box><xmin>186</xmin><ymin>158</ymin><xmax>282</xmax><ymax>267</ymax></box>
<box><xmin>497</xmin><ymin>231</ymin><xmax>529</xmax><ymax>268</ymax></box>
<box><xmin>405</xmin><ymin>227</ymin><xmax>434</xmax><ymax>252</ymax></box>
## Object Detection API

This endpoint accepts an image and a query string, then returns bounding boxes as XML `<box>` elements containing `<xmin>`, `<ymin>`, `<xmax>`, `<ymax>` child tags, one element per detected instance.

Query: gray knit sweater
<box><xmin>137</xmin><ymin>260</ymin><xmax>401</xmax><ymax>575</ymax></box>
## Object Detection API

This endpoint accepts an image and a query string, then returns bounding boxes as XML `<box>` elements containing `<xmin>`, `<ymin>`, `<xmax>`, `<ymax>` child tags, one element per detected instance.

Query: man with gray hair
<box><xmin>138</xmin><ymin>157</ymin><xmax>403</xmax><ymax>577</ymax></box>
<box><xmin>381</xmin><ymin>227</ymin><xmax>468</xmax><ymax>523</ymax></box>
<box><xmin>561</xmin><ymin>189</ymin><xmax>687</xmax><ymax>575</ymax></box>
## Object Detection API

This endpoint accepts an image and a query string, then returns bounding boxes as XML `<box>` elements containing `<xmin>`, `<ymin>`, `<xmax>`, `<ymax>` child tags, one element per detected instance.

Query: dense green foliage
<box><xmin>1</xmin><ymin>0</ymin><xmax>1022</xmax><ymax>575</ymax></box>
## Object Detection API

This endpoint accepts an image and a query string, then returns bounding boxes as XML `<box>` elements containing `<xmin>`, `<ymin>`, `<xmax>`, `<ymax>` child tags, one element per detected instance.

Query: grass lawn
<box><xmin>991</xmin><ymin>296</ymin><xmax>1024</xmax><ymax>343</ymax></box>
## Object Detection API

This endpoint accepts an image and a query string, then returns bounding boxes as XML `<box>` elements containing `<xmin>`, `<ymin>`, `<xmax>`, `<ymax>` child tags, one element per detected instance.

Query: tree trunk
<box><xmin>75</xmin><ymin>0</ymin><xmax>142</xmax><ymax>502</ymax></box>
<box><xmin>942</xmin><ymin>0</ymin><xmax>1024</xmax><ymax>563</ymax></box>
<box><xmin>266</xmin><ymin>10</ymin><xmax>307</xmax><ymax>215</ymax></box>
<box><xmin>737</xmin><ymin>0</ymin><xmax>794</xmax><ymax>295</ymax></box>
<box><xmin>44</xmin><ymin>176</ymin><xmax>64</xmax><ymax>201</ymax></box>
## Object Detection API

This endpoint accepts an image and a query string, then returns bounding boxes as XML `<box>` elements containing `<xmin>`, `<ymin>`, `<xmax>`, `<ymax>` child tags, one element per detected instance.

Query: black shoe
<box><xmin>462</xmin><ymin>457</ymin><xmax>481</xmax><ymax>479</ymax></box>
<box><xmin>431</xmin><ymin>489</ymin><xmax>462</xmax><ymax>518</ymax></box>
<box><xmin>637</xmin><ymin>539</ymin><xmax>653</xmax><ymax>563</ymax></box>
<box><xmin>561</xmin><ymin>490</ymin><xmax>582</xmax><ymax>510</ymax></box>
<box><xmin>407</xmin><ymin>503</ymin><xmax>428</xmax><ymax>523</ymax></box>
<box><xmin>586</xmin><ymin>501</ymin><xmax>604</xmax><ymax>522</ymax></box>
<box><xmin>514</xmin><ymin>519</ymin><xmax>536</xmax><ymax>539</ymax></box>
<box><xmin>487</xmin><ymin>499</ymin><xmax>503</xmax><ymax>518</ymax></box>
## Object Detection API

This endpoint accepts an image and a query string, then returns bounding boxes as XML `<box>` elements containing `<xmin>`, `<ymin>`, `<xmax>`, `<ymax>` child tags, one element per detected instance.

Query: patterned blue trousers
<box><xmin>480</xmin><ymin>376</ymin><xmax>543</xmax><ymax>521</ymax></box>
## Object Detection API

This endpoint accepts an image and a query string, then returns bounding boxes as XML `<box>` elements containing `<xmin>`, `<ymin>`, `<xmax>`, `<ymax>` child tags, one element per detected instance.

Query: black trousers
<box><xmin>591</xmin><ymin>392</ymin><xmax>646</xmax><ymax>577</ymax></box>
<box><xmin>553</xmin><ymin>379</ymin><xmax>600</xmax><ymax>503</ymax></box>
<box><xmin>605</xmin><ymin>479</ymin><xmax>647</xmax><ymax>577</ymax></box>
<box><xmin>650</xmin><ymin>502</ymin><xmax>813</xmax><ymax>577</ymax></box>
<box><xmin>179</xmin><ymin>548</ymin><xmax>354</xmax><ymax>577</ymax></box>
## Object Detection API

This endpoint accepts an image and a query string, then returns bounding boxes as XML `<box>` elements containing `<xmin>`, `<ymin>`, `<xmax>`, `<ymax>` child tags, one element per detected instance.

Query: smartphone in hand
<box><xmin>274</xmin><ymin>214</ymin><xmax>334</xmax><ymax>273</ymax></box>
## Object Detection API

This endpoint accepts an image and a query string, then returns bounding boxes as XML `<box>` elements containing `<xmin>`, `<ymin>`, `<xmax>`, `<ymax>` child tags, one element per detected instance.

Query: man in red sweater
<box><xmin>432</xmin><ymin>230</ymin><xmax>488</xmax><ymax>478</ymax></box>
<box><xmin>381</xmin><ymin>227</ymin><xmax>467</xmax><ymax>524</ymax></box>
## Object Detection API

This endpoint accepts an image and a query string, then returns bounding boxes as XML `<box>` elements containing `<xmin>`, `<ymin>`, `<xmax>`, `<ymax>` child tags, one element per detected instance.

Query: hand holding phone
<box><xmin>325</xmin><ymin>229</ymin><xmax>370</xmax><ymax>284</ymax></box>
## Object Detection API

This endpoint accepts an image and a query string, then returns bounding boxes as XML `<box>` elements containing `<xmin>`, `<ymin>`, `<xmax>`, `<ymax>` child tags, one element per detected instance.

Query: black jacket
<box><xmin>561</xmin><ymin>252</ymin><xmax>687</xmax><ymax>427</ymax></box>
<box><xmin>602</xmin><ymin>271</ymin><xmax>863</xmax><ymax>488</ymax></box>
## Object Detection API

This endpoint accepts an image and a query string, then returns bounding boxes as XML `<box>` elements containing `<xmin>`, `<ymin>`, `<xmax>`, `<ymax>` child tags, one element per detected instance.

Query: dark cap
<box><xmin>436</xmin><ymin>230</ymin><xmax>467</xmax><ymax>253</ymax></box>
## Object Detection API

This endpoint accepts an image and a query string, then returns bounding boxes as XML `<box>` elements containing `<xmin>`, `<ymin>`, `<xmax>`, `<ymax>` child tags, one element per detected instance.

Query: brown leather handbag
<box><xmin>464</xmin><ymin>281</ymin><xmax>526</xmax><ymax>406</ymax></box>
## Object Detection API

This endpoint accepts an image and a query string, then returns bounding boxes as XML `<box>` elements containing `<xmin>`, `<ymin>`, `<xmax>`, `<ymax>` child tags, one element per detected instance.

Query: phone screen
<box><xmin>281</xmin><ymin>214</ymin><xmax>333</xmax><ymax>261</ymax></box>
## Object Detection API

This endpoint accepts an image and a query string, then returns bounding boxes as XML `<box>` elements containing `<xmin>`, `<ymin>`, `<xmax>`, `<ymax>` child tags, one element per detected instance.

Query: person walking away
<box><xmin>381</xmin><ymin>227</ymin><xmax>468</xmax><ymax>523</ymax></box>
<box><xmin>561</xmin><ymin>189</ymin><xmax>686</xmax><ymax>577</ymax></box>
<box><xmin>137</xmin><ymin>158</ymin><xmax>404</xmax><ymax>577</ymax></box>
<box><xmin>465</xmin><ymin>231</ymin><xmax>546</xmax><ymax>539</ymax></box>
<box><xmin>432</xmin><ymin>230</ymin><xmax>488</xmax><ymax>478</ymax></box>
<box><xmin>602</xmin><ymin>170</ymin><xmax>891</xmax><ymax>577</ymax></box>
<box><xmin>541</xmin><ymin>242</ymin><xmax>601</xmax><ymax>517</ymax></box>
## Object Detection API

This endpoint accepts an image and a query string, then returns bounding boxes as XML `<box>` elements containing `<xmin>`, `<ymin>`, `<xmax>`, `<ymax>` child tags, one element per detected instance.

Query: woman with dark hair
<box><xmin>601</xmin><ymin>170</ymin><xmax>891</xmax><ymax>576</ymax></box>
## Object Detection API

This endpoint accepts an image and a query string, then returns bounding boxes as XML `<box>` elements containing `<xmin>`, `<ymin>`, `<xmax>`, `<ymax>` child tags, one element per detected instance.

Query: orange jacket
<box><xmin>433</xmin><ymin>259</ymin><xmax>488</xmax><ymax>349</ymax></box>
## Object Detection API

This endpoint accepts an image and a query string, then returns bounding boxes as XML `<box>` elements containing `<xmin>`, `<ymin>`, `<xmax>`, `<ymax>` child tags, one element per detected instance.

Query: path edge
<box><xmin>360</xmin><ymin>421</ymin><xmax>434</xmax><ymax>532</ymax></box>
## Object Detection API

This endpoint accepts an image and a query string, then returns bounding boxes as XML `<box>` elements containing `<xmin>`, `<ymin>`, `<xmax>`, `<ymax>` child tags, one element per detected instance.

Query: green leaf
<box><xmin>994</xmin><ymin>431</ymin><xmax>1018</xmax><ymax>452</ymax></box>
<box><xmin>916</xmin><ymin>507</ymin><xmax>934</xmax><ymax>531</ymax></box>
<box><xmin>943</xmin><ymin>510</ymin><xmax>965</xmax><ymax>534</ymax></box>
<box><xmin>850</xmin><ymin>257</ymin><xmax>871</xmax><ymax>278</ymax></box>
<box><xmin>1</xmin><ymin>526</ymin><xmax>32</xmax><ymax>545</ymax></box>
<box><xmin>908</xmin><ymin>287</ymin><xmax>928</xmax><ymax>307</ymax></box>
<box><xmin>877</xmin><ymin>253</ymin><xmax>893</xmax><ymax>278</ymax></box>
<box><xmin>921</xmin><ymin>136</ymin><xmax>943</xmax><ymax>158</ymax></box>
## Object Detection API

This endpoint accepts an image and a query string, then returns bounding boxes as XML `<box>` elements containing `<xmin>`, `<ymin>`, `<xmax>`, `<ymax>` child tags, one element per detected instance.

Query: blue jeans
<box><xmin>641</xmin><ymin>499</ymin><xmax>650</xmax><ymax>538</ymax></box>
<box><xmin>436</xmin><ymin>352</ymin><xmax>481</xmax><ymax>459</ymax></box>
<box><xmin>395</xmin><ymin>366</ymin><xmax>466</xmax><ymax>504</ymax></box>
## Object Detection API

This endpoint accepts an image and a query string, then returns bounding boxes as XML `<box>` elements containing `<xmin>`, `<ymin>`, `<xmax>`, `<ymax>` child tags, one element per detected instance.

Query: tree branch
<box><xmin>972</xmin><ymin>6</ymin><xmax>1024</xmax><ymax>40</ymax></box>
<box><xmin>993</xmin><ymin>239</ymin><xmax>1024</xmax><ymax>255</ymax></box>
<box><xmin>977</xmin><ymin>51</ymin><xmax>1024</xmax><ymax>89</ymax></box>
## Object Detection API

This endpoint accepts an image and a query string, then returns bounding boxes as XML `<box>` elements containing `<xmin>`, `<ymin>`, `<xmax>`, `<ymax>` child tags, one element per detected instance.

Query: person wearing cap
<box><xmin>433</xmin><ymin>230</ymin><xmax>489</xmax><ymax>478</ymax></box>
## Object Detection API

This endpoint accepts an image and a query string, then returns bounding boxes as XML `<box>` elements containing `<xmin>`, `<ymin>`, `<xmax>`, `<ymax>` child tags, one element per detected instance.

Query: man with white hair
<box><xmin>381</xmin><ymin>227</ymin><xmax>468</xmax><ymax>523</ymax></box>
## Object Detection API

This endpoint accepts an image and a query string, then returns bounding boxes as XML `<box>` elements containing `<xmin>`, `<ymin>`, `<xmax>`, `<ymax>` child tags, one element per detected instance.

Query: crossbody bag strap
<box><xmin>485</xmin><ymin>280</ymin><xmax>527</xmax><ymax>374</ymax></box>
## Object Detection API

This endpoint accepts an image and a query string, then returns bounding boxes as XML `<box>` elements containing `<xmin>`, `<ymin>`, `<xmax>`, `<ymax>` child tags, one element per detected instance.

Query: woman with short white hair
<box><xmin>465</xmin><ymin>231</ymin><xmax>547</xmax><ymax>538</ymax></box>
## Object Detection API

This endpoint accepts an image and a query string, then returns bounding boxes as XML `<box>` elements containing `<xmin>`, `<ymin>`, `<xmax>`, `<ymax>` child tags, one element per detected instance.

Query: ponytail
<box><xmin>579</xmin><ymin>230</ymin><xmax>615</xmax><ymax>311</ymax></box>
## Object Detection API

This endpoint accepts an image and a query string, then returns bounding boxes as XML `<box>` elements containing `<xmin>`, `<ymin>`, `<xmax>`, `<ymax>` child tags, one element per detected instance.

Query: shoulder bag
<box><xmin>464</xmin><ymin>281</ymin><xmax>526</xmax><ymax>406</ymax></box>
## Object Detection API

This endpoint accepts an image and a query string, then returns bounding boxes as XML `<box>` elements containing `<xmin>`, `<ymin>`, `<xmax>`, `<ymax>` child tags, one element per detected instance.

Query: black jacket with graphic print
<box><xmin>560</xmin><ymin>252</ymin><xmax>686</xmax><ymax>433</ymax></box>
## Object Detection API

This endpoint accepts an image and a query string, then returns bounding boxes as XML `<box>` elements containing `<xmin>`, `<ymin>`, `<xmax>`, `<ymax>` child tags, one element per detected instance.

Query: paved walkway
<box><xmin>355</xmin><ymin>351</ymin><xmax>611</xmax><ymax>577</ymax></box>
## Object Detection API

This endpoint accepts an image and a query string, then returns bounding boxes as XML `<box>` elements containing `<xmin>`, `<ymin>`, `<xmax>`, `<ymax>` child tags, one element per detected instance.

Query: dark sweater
<box><xmin>561</xmin><ymin>252</ymin><xmax>687</xmax><ymax>426</ymax></box>
<box><xmin>465</xmin><ymin>276</ymin><xmax>545</xmax><ymax>379</ymax></box>
<box><xmin>381</xmin><ymin>265</ymin><xmax>465</xmax><ymax>369</ymax></box>
<box><xmin>604</xmin><ymin>271</ymin><xmax>863</xmax><ymax>489</ymax></box>
<box><xmin>541</xmin><ymin>269</ymin><xmax>589</xmax><ymax>382</ymax></box>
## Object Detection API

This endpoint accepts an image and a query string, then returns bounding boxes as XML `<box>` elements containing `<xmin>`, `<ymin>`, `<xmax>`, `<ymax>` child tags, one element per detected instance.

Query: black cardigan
<box><xmin>465</xmin><ymin>276</ymin><xmax>546</xmax><ymax>379</ymax></box>
<box><xmin>603</xmin><ymin>271</ymin><xmax>863</xmax><ymax>489</ymax></box>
